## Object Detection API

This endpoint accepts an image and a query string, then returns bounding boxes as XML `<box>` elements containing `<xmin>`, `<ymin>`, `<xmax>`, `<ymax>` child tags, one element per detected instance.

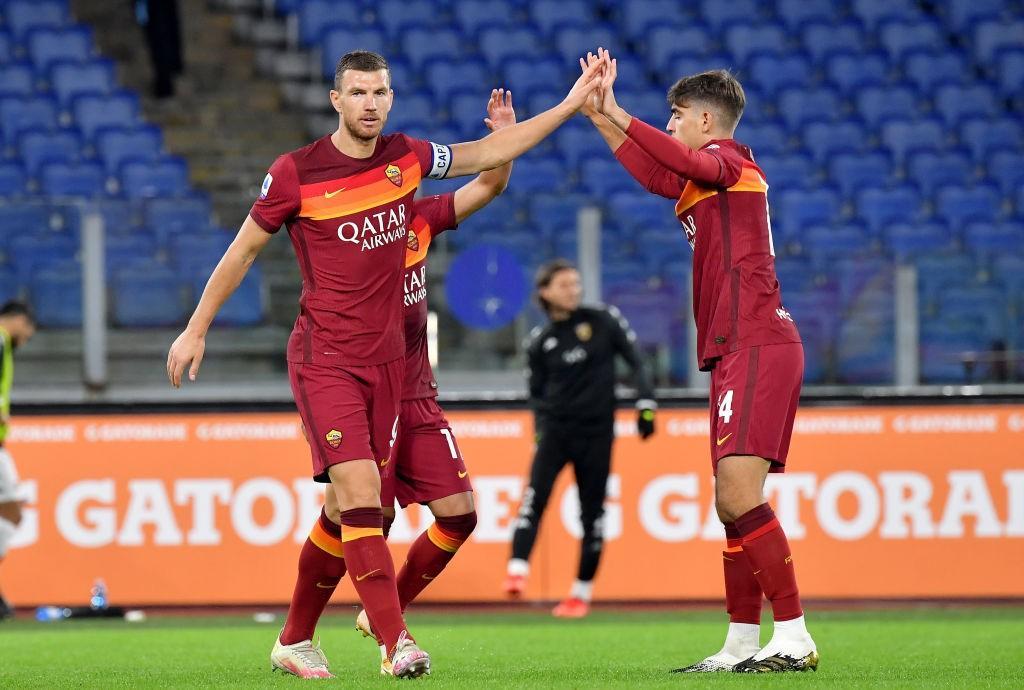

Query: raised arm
<box><xmin>453</xmin><ymin>89</ymin><xmax>516</xmax><ymax>223</ymax></box>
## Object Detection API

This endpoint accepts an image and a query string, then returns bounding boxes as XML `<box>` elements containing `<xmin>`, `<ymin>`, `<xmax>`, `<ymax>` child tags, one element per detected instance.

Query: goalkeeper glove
<box><xmin>636</xmin><ymin>400</ymin><xmax>656</xmax><ymax>440</ymax></box>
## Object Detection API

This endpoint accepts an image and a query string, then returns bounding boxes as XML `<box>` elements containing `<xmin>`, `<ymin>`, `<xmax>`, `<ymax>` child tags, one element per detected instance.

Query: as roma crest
<box><xmin>575</xmin><ymin>322</ymin><xmax>592</xmax><ymax>342</ymax></box>
<box><xmin>325</xmin><ymin>429</ymin><xmax>343</xmax><ymax>448</ymax></box>
<box><xmin>407</xmin><ymin>231</ymin><xmax>420</xmax><ymax>251</ymax></box>
<box><xmin>385</xmin><ymin>163</ymin><xmax>403</xmax><ymax>187</ymax></box>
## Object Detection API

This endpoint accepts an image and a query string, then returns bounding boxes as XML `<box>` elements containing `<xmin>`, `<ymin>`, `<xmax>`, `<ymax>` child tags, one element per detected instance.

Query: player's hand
<box><xmin>484</xmin><ymin>88</ymin><xmax>516</xmax><ymax>131</ymax></box>
<box><xmin>637</xmin><ymin>406</ymin><xmax>656</xmax><ymax>441</ymax></box>
<box><xmin>578</xmin><ymin>53</ymin><xmax>603</xmax><ymax>118</ymax></box>
<box><xmin>562</xmin><ymin>54</ymin><xmax>605</xmax><ymax>112</ymax></box>
<box><xmin>596</xmin><ymin>47</ymin><xmax>621</xmax><ymax>117</ymax></box>
<box><xmin>166</xmin><ymin>328</ymin><xmax>206</xmax><ymax>388</ymax></box>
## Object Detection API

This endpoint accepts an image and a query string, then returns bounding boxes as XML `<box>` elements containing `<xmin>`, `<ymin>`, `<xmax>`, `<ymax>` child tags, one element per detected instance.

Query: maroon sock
<box><xmin>735</xmin><ymin>503</ymin><xmax>803</xmax><ymax>621</ymax></box>
<box><xmin>340</xmin><ymin>507</ymin><xmax>409</xmax><ymax>654</ymax></box>
<box><xmin>723</xmin><ymin>522</ymin><xmax>763</xmax><ymax>624</ymax></box>
<box><xmin>383</xmin><ymin>513</ymin><xmax>394</xmax><ymax>540</ymax></box>
<box><xmin>397</xmin><ymin>512</ymin><xmax>477</xmax><ymax>611</ymax></box>
<box><xmin>280</xmin><ymin>508</ymin><xmax>347</xmax><ymax>645</ymax></box>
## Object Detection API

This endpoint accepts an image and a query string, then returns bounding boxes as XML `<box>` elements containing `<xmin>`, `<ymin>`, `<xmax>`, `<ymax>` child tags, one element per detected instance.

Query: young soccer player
<box><xmin>167</xmin><ymin>51</ymin><xmax>603</xmax><ymax>679</ymax></box>
<box><xmin>580</xmin><ymin>49</ymin><xmax>817</xmax><ymax>673</ymax></box>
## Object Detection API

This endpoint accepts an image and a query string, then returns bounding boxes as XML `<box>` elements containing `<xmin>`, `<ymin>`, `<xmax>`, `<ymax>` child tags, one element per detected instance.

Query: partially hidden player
<box><xmin>166</xmin><ymin>51</ymin><xmax>604</xmax><ymax>679</ymax></box>
<box><xmin>580</xmin><ymin>49</ymin><xmax>817</xmax><ymax>673</ymax></box>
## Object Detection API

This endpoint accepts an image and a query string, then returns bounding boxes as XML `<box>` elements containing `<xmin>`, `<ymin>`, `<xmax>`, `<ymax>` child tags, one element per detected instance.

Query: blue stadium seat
<box><xmin>996</xmin><ymin>48</ymin><xmax>1024</xmax><ymax>98</ymax></box>
<box><xmin>424</xmin><ymin>59</ymin><xmax>490</xmax><ymax>104</ymax></box>
<box><xmin>802</xmin><ymin>121</ymin><xmax>866</xmax><ymax>163</ymax></box>
<box><xmin>833</xmin><ymin>257</ymin><xmax>894</xmax><ymax>308</ymax></box>
<box><xmin>580</xmin><ymin>155</ymin><xmax>640</xmax><ymax>198</ymax></box>
<box><xmin>111</xmin><ymin>263</ymin><xmax>186</xmax><ymax>327</ymax></box>
<box><xmin>50</xmin><ymin>59</ymin><xmax>115</xmax><ymax>106</ymax></box>
<box><xmin>825</xmin><ymin>51</ymin><xmax>888</xmax><ymax>93</ymax></box>
<box><xmin>776</xmin><ymin>0</ymin><xmax>837</xmax><ymax>30</ymax></box>
<box><xmin>856</xmin><ymin>86</ymin><xmax>918</xmax><ymax>128</ymax></box>
<box><xmin>702</xmin><ymin>0</ymin><xmax>761</xmax><ymax>32</ymax></box>
<box><xmin>911</xmin><ymin>253</ymin><xmax>976</xmax><ymax>306</ymax></box>
<box><xmin>507</xmin><ymin>158</ymin><xmax>566</xmax><ymax>195</ymax></box>
<box><xmin>0</xmin><ymin>63</ymin><xmax>35</xmax><ymax>97</ymax></box>
<box><xmin>555</xmin><ymin>123</ymin><xmax>606</xmax><ymax>169</ymax></box>
<box><xmin>801</xmin><ymin>21</ymin><xmax>863</xmax><ymax>63</ymax></box>
<box><xmin>851</xmin><ymin>0</ymin><xmax>922</xmax><ymax>29</ymax></box>
<box><xmin>724</xmin><ymin>24</ymin><xmax>787</xmax><ymax>64</ymax></box>
<box><xmin>40</xmin><ymin>161</ymin><xmax>105</xmax><ymax>198</ymax></box>
<box><xmin>903</xmin><ymin>50</ymin><xmax>970</xmax><ymax>92</ymax></box>
<box><xmin>662</xmin><ymin>52</ymin><xmax>737</xmax><ymax>83</ymax></box>
<box><xmin>298</xmin><ymin>0</ymin><xmax>365</xmax><ymax>45</ymax></box>
<box><xmin>530</xmin><ymin>0</ymin><xmax>595</xmax><ymax>34</ymax></box>
<box><xmin>758</xmin><ymin>153</ymin><xmax>814</xmax><ymax>192</ymax></box>
<box><xmin>400</xmin><ymin>27</ymin><xmax>460</xmax><ymax>69</ymax></box>
<box><xmin>5</xmin><ymin>0</ymin><xmax>68</xmax><ymax>41</ymax></box>
<box><xmin>0</xmin><ymin>163</ymin><xmax>27</xmax><ymax>197</ymax></box>
<box><xmin>619</xmin><ymin>0</ymin><xmax>687</xmax><ymax>37</ymax></box>
<box><xmin>973</xmin><ymin>20</ymin><xmax>1024</xmax><ymax>63</ymax></box>
<box><xmin>856</xmin><ymin>187</ymin><xmax>923</xmax><ymax>233</ymax></box>
<box><xmin>502</xmin><ymin>56</ymin><xmax>564</xmax><ymax>96</ymax></box>
<box><xmin>919</xmin><ymin>321</ymin><xmax>988</xmax><ymax>383</ymax></box>
<box><xmin>737</xmin><ymin>122</ymin><xmax>789</xmax><ymax>156</ymax></box>
<box><xmin>987</xmin><ymin>151</ymin><xmax>1024</xmax><ymax>196</ymax></box>
<box><xmin>935</xmin><ymin>185</ymin><xmax>1002</xmax><ymax>227</ymax></box>
<box><xmin>963</xmin><ymin>222</ymin><xmax>1024</xmax><ymax>256</ymax></box>
<box><xmin>450</xmin><ymin>92</ymin><xmax>495</xmax><ymax>138</ymax></box>
<box><xmin>906</xmin><ymin>150</ymin><xmax>975</xmax><ymax>196</ymax></box>
<box><xmin>0</xmin><ymin>96</ymin><xmax>58</xmax><ymax>144</ymax></box>
<box><xmin>944</xmin><ymin>0</ymin><xmax>1007</xmax><ymax>31</ymax></box>
<box><xmin>94</xmin><ymin>199</ymin><xmax>137</xmax><ymax>235</ymax></box>
<box><xmin>616</xmin><ymin>87</ymin><xmax>670</xmax><ymax>125</ymax></box>
<box><xmin>555</xmin><ymin>22</ymin><xmax>618</xmax><ymax>64</ymax></box>
<box><xmin>200</xmin><ymin>263</ymin><xmax>264</xmax><ymax>327</ymax></box>
<box><xmin>776</xmin><ymin>87</ymin><xmax>841</xmax><ymax>130</ymax></box>
<box><xmin>528</xmin><ymin>193</ymin><xmax>589</xmax><ymax>237</ymax></box>
<box><xmin>960</xmin><ymin>117</ymin><xmax>1023</xmax><ymax>162</ymax></box>
<box><xmin>749</xmin><ymin>54</ymin><xmax>811</xmax><ymax>93</ymax></box>
<box><xmin>30</xmin><ymin>261</ymin><xmax>82</xmax><ymax>328</ymax></box>
<box><xmin>10</xmin><ymin>233</ymin><xmax>77</xmax><ymax>284</ymax></box>
<box><xmin>478</xmin><ymin>27</ymin><xmax>542</xmax><ymax>69</ymax></box>
<box><xmin>524</xmin><ymin>87</ymin><xmax>563</xmax><ymax>118</ymax></box>
<box><xmin>645</xmin><ymin>25</ymin><xmax>710</xmax><ymax>73</ymax></box>
<box><xmin>608</xmin><ymin>191</ymin><xmax>675</xmax><ymax>232</ymax></box>
<box><xmin>374</xmin><ymin>0</ymin><xmax>435</xmax><ymax>38</ymax></box>
<box><xmin>145</xmin><ymin>196</ymin><xmax>212</xmax><ymax>242</ymax></box>
<box><xmin>71</xmin><ymin>91</ymin><xmax>140</xmax><ymax>139</ymax></box>
<box><xmin>773</xmin><ymin>257</ymin><xmax>819</xmax><ymax>293</ymax></box>
<box><xmin>120</xmin><ymin>157</ymin><xmax>189</xmax><ymax>199</ymax></box>
<box><xmin>18</xmin><ymin>128</ymin><xmax>80</xmax><ymax>174</ymax></box>
<box><xmin>828</xmin><ymin>152</ymin><xmax>893</xmax><ymax>198</ymax></box>
<box><xmin>320</xmin><ymin>26</ymin><xmax>387</xmax><ymax>78</ymax></box>
<box><xmin>836</xmin><ymin>312</ymin><xmax>895</xmax><ymax>383</ymax></box>
<box><xmin>0</xmin><ymin>266</ymin><xmax>20</xmax><ymax>303</ymax></box>
<box><xmin>885</xmin><ymin>222</ymin><xmax>954</xmax><ymax>260</ymax></box>
<box><xmin>27</xmin><ymin>25</ymin><xmax>92</xmax><ymax>72</ymax></box>
<box><xmin>96</xmin><ymin>126</ymin><xmax>163</xmax><ymax>174</ymax></box>
<box><xmin>934</xmin><ymin>85</ymin><xmax>998</xmax><ymax>127</ymax></box>
<box><xmin>454</xmin><ymin>2</ymin><xmax>515</xmax><ymax>35</ymax></box>
<box><xmin>777</xmin><ymin>187</ymin><xmax>841</xmax><ymax>235</ymax></box>
<box><xmin>170</xmin><ymin>231</ymin><xmax>232</xmax><ymax>276</ymax></box>
<box><xmin>802</xmin><ymin>225</ymin><xmax>872</xmax><ymax>266</ymax></box>
<box><xmin>992</xmin><ymin>253</ymin><xmax>1024</xmax><ymax>314</ymax></box>
<box><xmin>0</xmin><ymin>31</ymin><xmax>12</xmax><ymax>63</ymax></box>
<box><xmin>383</xmin><ymin>93</ymin><xmax>434</xmax><ymax>133</ymax></box>
<box><xmin>0</xmin><ymin>203</ymin><xmax>52</xmax><ymax>239</ymax></box>
<box><xmin>105</xmin><ymin>235</ymin><xmax>158</xmax><ymax>273</ymax></box>
<box><xmin>878</xmin><ymin>20</ymin><xmax>946</xmax><ymax>62</ymax></box>
<box><xmin>881</xmin><ymin>119</ymin><xmax>946</xmax><ymax>164</ymax></box>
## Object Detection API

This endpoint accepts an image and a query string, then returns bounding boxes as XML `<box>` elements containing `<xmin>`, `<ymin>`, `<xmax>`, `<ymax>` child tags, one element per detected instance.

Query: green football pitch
<box><xmin>2</xmin><ymin>606</ymin><xmax>1022</xmax><ymax>688</ymax></box>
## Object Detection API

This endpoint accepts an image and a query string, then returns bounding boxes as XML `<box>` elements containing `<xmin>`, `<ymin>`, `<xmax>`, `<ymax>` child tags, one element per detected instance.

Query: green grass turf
<box><xmin>1</xmin><ymin>606</ymin><xmax>1023</xmax><ymax>688</ymax></box>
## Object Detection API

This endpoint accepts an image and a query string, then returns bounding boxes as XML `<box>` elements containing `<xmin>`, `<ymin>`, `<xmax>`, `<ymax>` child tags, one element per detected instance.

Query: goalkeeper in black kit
<box><xmin>504</xmin><ymin>259</ymin><xmax>657</xmax><ymax>617</ymax></box>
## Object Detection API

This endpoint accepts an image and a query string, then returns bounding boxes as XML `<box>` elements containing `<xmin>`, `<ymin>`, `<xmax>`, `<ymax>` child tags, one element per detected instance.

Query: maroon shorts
<box><xmin>709</xmin><ymin>342</ymin><xmax>803</xmax><ymax>475</ymax></box>
<box><xmin>381</xmin><ymin>397</ymin><xmax>472</xmax><ymax>509</ymax></box>
<box><xmin>288</xmin><ymin>359</ymin><xmax>403</xmax><ymax>483</ymax></box>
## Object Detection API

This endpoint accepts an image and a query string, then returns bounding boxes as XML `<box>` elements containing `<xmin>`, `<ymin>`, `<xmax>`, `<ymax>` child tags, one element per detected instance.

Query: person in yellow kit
<box><xmin>0</xmin><ymin>301</ymin><xmax>36</xmax><ymax>620</ymax></box>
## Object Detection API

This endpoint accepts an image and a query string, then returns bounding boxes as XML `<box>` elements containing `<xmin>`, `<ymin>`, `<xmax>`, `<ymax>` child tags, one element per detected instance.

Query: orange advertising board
<box><xmin>3</xmin><ymin>405</ymin><xmax>1023</xmax><ymax>606</ymax></box>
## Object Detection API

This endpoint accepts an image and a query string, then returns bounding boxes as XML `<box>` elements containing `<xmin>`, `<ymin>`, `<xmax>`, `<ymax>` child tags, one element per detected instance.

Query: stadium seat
<box><xmin>825</xmin><ymin>51</ymin><xmax>888</xmax><ymax>93</ymax></box>
<box><xmin>50</xmin><ymin>59</ymin><xmax>115</xmax><ymax>106</ymax></box>
<box><xmin>724</xmin><ymin>24</ymin><xmax>787</xmax><ymax>64</ymax></box>
<box><xmin>987</xmin><ymin>151</ymin><xmax>1024</xmax><ymax>196</ymax></box>
<box><xmin>478</xmin><ymin>27</ymin><xmax>542</xmax><ymax>69</ymax></box>
<box><xmin>29</xmin><ymin>261</ymin><xmax>82</xmax><ymax>328</ymax></box>
<box><xmin>297</xmin><ymin>0</ymin><xmax>365</xmax><ymax>45</ymax></box>
<box><xmin>802</xmin><ymin>121</ymin><xmax>866</xmax><ymax>163</ymax></box>
<box><xmin>963</xmin><ymin>222</ymin><xmax>1024</xmax><ymax>256</ymax></box>
<box><xmin>18</xmin><ymin>129</ymin><xmax>80</xmax><ymax>175</ymax></box>
<box><xmin>828</xmin><ymin>152</ymin><xmax>893</xmax><ymax>198</ymax></box>
<box><xmin>0</xmin><ymin>96</ymin><xmax>59</xmax><ymax>145</ymax></box>
<box><xmin>906</xmin><ymin>150</ymin><xmax>975</xmax><ymax>196</ymax></box>
<box><xmin>885</xmin><ymin>222</ymin><xmax>954</xmax><ymax>261</ymax></box>
<box><xmin>702</xmin><ymin>0</ymin><xmax>761</xmax><ymax>32</ymax></box>
<box><xmin>749</xmin><ymin>54</ymin><xmax>812</xmax><ymax>93</ymax></box>
<box><xmin>911</xmin><ymin>253</ymin><xmax>977</xmax><ymax>306</ymax></box>
<box><xmin>737</xmin><ymin>122</ymin><xmax>789</xmax><ymax>156</ymax></box>
<box><xmin>934</xmin><ymin>85</ymin><xmax>998</xmax><ymax>128</ymax></box>
<box><xmin>992</xmin><ymin>253</ymin><xmax>1024</xmax><ymax>313</ymax></box>
<box><xmin>530</xmin><ymin>0</ymin><xmax>595</xmax><ymax>35</ymax></box>
<box><xmin>0</xmin><ymin>63</ymin><xmax>35</xmax><ymax>98</ymax></box>
<box><xmin>71</xmin><ymin>91</ymin><xmax>140</xmax><ymax>139</ymax></box>
<box><xmin>424</xmin><ymin>59</ymin><xmax>490</xmax><ymax>104</ymax></box>
<box><xmin>878</xmin><ymin>20</ymin><xmax>946</xmax><ymax>62</ymax></box>
<box><xmin>94</xmin><ymin>199</ymin><xmax>137</xmax><ymax>235</ymax></box>
<box><xmin>0</xmin><ymin>266</ymin><xmax>20</xmax><ymax>303</ymax></box>
<box><xmin>27</xmin><ymin>25</ymin><xmax>93</xmax><ymax>72</ymax></box>
<box><xmin>758</xmin><ymin>153</ymin><xmax>815</xmax><ymax>193</ymax></box>
<box><xmin>856</xmin><ymin>187</ymin><xmax>923</xmax><ymax>233</ymax></box>
<box><xmin>662</xmin><ymin>52</ymin><xmax>737</xmax><ymax>84</ymax></box>
<box><xmin>96</xmin><ymin>126</ymin><xmax>163</xmax><ymax>174</ymax></box>
<box><xmin>645</xmin><ymin>25</ymin><xmax>709</xmax><ymax>74</ymax></box>
<box><xmin>170</xmin><ymin>231</ymin><xmax>232</xmax><ymax>276</ymax></box>
<box><xmin>833</xmin><ymin>256</ymin><xmax>894</xmax><ymax>308</ymax></box>
<box><xmin>616</xmin><ymin>87</ymin><xmax>670</xmax><ymax>125</ymax></box>
<box><xmin>608</xmin><ymin>191</ymin><xmax>675</xmax><ymax>233</ymax></box>
<box><xmin>943</xmin><ymin>0</ymin><xmax>1006</xmax><ymax>31</ymax></box>
<box><xmin>201</xmin><ymin>263</ymin><xmax>265</xmax><ymax>327</ymax></box>
<box><xmin>919</xmin><ymin>321</ymin><xmax>990</xmax><ymax>383</ymax></box>
<box><xmin>383</xmin><ymin>93</ymin><xmax>434</xmax><ymax>133</ymax></box>
<box><xmin>776</xmin><ymin>0</ymin><xmax>837</xmax><ymax>30</ymax></box>
<box><xmin>959</xmin><ymin>117</ymin><xmax>1023</xmax><ymax>162</ymax></box>
<box><xmin>0</xmin><ymin>203</ymin><xmax>52</xmax><ymax>238</ymax></box>
<box><xmin>111</xmin><ymin>263</ymin><xmax>186</xmax><ymax>327</ymax></box>
<box><xmin>555</xmin><ymin>123</ymin><xmax>606</xmax><ymax>168</ymax></box>
<box><xmin>619</xmin><ymin>0</ymin><xmax>687</xmax><ymax>38</ymax></box>
<box><xmin>145</xmin><ymin>196</ymin><xmax>212</xmax><ymax>240</ymax></box>
<box><xmin>880</xmin><ymin>119</ymin><xmax>946</xmax><ymax>164</ymax></box>
<box><xmin>973</xmin><ymin>20</ymin><xmax>1024</xmax><ymax>63</ymax></box>
<box><xmin>120</xmin><ymin>157</ymin><xmax>189</xmax><ymax>199</ymax></box>
<box><xmin>903</xmin><ymin>50</ymin><xmax>970</xmax><ymax>92</ymax></box>
<box><xmin>776</xmin><ymin>87</ymin><xmax>841</xmax><ymax>130</ymax></box>
<box><xmin>5</xmin><ymin>0</ymin><xmax>68</xmax><ymax>41</ymax></box>
<box><xmin>400</xmin><ymin>27</ymin><xmax>461</xmax><ymax>69</ymax></box>
<box><xmin>450</xmin><ymin>92</ymin><xmax>496</xmax><ymax>138</ymax></box>
<box><xmin>39</xmin><ymin>161</ymin><xmax>106</xmax><ymax>198</ymax></box>
<box><xmin>529</xmin><ymin>193</ymin><xmax>591</xmax><ymax>238</ymax></box>
<box><xmin>777</xmin><ymin>187</ymin><xmax>841</xmax><ymax>235</ymax></box>
<box><xmin>836</xmin><ymin>313</ymin><xmax>895</xmax><ymax>383</ymax></box>
<box><xmin>935</xmin><ymin>185</ymin><xmax>1002</xmax><ymax>227</ymax></box>
<box><xmin>374</xmin><ymin>0</ymin><xmax>435</xmax><ymax>38</ymax></box>
<box><xmin>10</xmin><ymin>233</ymin><xmax>77</xmax><ymax>284</ymax></box>
<box><xmin>0</xmin><ymin>31</ymin><xmax>11</xmax><ymax>63</ymax></box>
<box><xmin>995</xmin><ymin>49</ymin><xmax>1024</xmax><ymax>98</ymax></box>
<box><xmin>105</xmin><ymin>235</ymin><xmax>158</xmax><ymax>273</ymax></box>
<box><xmin>555</xmin><ymin>22</ymin><xmax>618</xmax><ymax>65</ymax></box>
<box><xmin>802</xmin><ymin>225</ymin><xmax>872</xmax><ymax>266</ymax></box>
<box><xmin>502</xmin><ymin>56</ymin><xmax>564</xmax><ymax>96</ymax></box>
<box><xmin>454</xmin><ymin>2</ymin><xmax>516</xmax><ymax>35</ymax></box>
<box><xmin>0</xmin><ymin>163</ymin><xmax>28</xmax><ymax>197</ymax></box>
<box><xmin>856</xmin><ymin>86</ymin><xmax>919</xmax><ymax>128</ymax></box>
<box><xmin>801</xmin><ymin>21</ymin><xmax>864</xmax><ymax>63</ymax></box>
<box><xmin>580</xmin><ymin>156</ymin><xmax>640</xmax><ymax>198</ymax></box>
<box><xmin>320</xmin><ymin>26</ymin><xmax>387</xmax><ymax>78</ymax></box>
<box><xmin>851</xmin><ymin>0</ymin><xmax>922</xmax><ymax>29</ymax></box>
<box><xmin>507</xmin><ymin>157</ymin><xmax>567</xmax><ymax>195</ymax></box>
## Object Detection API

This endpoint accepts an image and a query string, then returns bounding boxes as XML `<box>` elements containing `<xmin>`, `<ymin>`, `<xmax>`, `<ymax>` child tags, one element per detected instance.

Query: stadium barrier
<box><xmin>5</xmin><ymin>405</ymin><xmax>1023</xmax><ymax>605</ymax></box>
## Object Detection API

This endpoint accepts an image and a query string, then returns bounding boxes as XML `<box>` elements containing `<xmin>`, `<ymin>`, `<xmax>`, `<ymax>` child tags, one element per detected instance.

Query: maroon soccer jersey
<box><xmin>616</xmin><ymin>119</ymin><xmax>801</xmax><ymax>370</ymax></box>
<box><xmin>401</xmin><ymin>193</ymin><xmax>457</xmax><ymax>400</ymax></box>
<box><xmin>249</xmin><ymin>134</ymin><xmax>452</xmax><ymax>366</ymax></box>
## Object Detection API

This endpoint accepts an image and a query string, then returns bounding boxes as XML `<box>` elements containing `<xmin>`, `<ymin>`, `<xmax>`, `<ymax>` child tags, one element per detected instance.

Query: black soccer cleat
<box><xmin>733</xmin><ymin>650</ymin><xmax>819</xmax><ymax>673</ymax></box>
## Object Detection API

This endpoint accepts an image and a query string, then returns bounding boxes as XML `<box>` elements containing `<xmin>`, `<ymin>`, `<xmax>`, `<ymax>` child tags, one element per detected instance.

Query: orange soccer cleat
<box><xmin>503</xmin><ymin>574</ymin><xmax>527</xmax><ymax>598</ymax></box>
<box><xmin>551</xmin><ymin>597</ymin><xmax>590</xmax><ymax>618</ymax></box>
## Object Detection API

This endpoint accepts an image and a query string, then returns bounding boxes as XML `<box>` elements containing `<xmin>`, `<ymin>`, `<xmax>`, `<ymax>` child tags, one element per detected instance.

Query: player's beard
<box><xmin>343</xmin><ymin>110</ymin><xmax>386</xmax><ymax>143</ymax></box>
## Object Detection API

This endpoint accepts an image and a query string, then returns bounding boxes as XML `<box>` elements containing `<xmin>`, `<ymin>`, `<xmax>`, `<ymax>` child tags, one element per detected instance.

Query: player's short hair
<box><xmin>0</xmin><ymin>300</ymin><xmax>34</xmax><ymax>324</ymax></box>
<box><xmin>334</xmin><ymin>50</ymin><xmax>390</xmax><ymax>91</ymax></box>
<box><xmin>535</xmin><ymin>258</ymin><xmax>577</xmax><ymax>314</ymax></box>
<box><xmin>667</xmin><ymin>69</ymin><xmax>745</xmax><ymax>131</ymax></box>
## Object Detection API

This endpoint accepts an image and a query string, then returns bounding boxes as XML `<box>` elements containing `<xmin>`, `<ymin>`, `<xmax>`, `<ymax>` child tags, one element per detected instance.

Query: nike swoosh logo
<box><xmin>716</xmin><ymin>433</ymin><xmax>732</xmax><ymax>447</ymax></box>
<box><xmin>324</xmin><ymin>188</ymin><xmax>346</xmax><ymax>198</ymax></box>
<box><xmin>458</xmin><ymin>471</ymin><xmax>468</xmax><ymax>478</ymax></box>
<box><xmin>355</xmin><ymin>569</ymin><xmax>381</xmax><ymax>582</ymax></box>
<box><xmin>753</xmin><ymin>569</ymin><xmax>762</xmax><ymax>575</ymax></box>
<box><xmin>421</xmin><ymin>574</ymin><xmax>435</xmax><ymax>581</ymax></box>
<box><xmin>379</xmin><ymin>458</ymin><xmax>390</xmax><ymax>467</ymax></box>
<box><xmin>315</xmin><ymin>582</ymin><xmax>336</xmax><ymax>589</ymax></box>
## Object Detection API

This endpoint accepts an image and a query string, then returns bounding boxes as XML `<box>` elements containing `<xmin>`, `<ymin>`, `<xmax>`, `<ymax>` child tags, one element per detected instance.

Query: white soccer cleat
<box><xmin>390</xmin><ymin>631</ymin><xmax>430</xmax><ymax>679</ymax></box>
<box><xmin>671</xmin><ymin>651</ymin><xmax>748</xmax><ymax>673</ymax></box>
<box><xmin>270</xmin><ymin>635</ymin><xmax>334</xmax><ymax>679</ymax></box>
<box><xmin>354</xmin><ymin>609</ymin><xmax>392</xmax><ymax>675</ymax></box>
<box><xmin>735</xmin><ymin>618</ymin><xmax>818</xmax><ymax>673</ymax></box>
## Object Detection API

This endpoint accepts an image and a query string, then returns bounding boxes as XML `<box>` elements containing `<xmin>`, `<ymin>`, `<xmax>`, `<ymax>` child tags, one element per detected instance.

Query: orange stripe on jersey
<box><xmin>404</xmin><ymin>214</ymin><xmax>434</xmax><ymax>267</ymax></box>
<box><xmin>298</xmin><ymin>151</ymin><xmax>422</xmax><ymax>220</ymax></box>
<box><xmin>674</xmin><ymin>163</ymin><xmax>768</xmax><ymax>216</ymax></box>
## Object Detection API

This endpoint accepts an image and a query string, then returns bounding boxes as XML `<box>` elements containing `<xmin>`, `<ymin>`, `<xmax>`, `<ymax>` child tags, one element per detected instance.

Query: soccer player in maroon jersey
<box><xmin>166</xmin><ymin>51</ymin><xmax>602</xmax><ymax>679</ymax></box>
<box><xmin>579</xmin><ymin>50</ymin><xmax>818</xmax><ymax>673</ymax></box>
